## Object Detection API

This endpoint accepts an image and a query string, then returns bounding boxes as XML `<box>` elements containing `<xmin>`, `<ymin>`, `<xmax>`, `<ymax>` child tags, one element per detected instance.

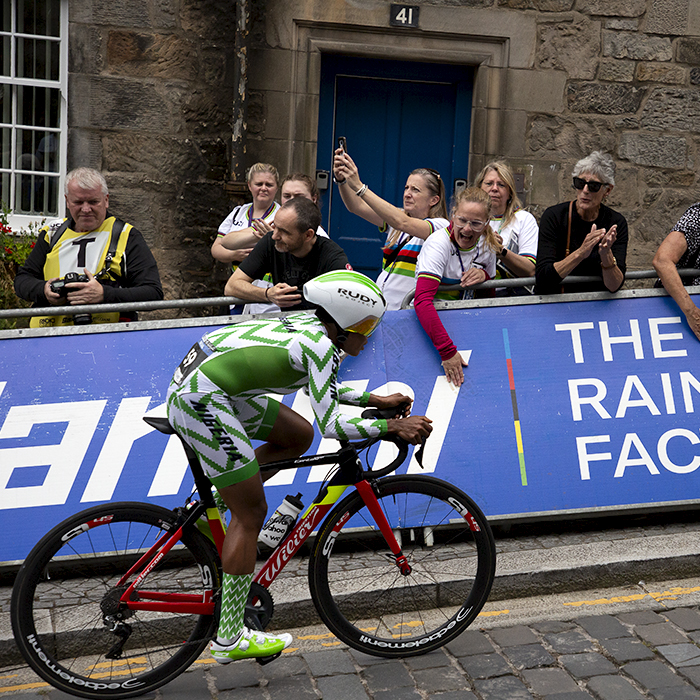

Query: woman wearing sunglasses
<box><xmin>414</xmin><ymin>187</ymin><xmax>498</xmax><ymax>387</ymax></box>
<box><xmin>535</xmin><ymin>151</ymin><xmax>628</xmax><ymax>295</ymax></box>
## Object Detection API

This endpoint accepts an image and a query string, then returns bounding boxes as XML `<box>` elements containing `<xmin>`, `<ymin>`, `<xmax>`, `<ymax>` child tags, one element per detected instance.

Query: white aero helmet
<box><xmin>303</xmin><ymin>270</ymin><xmax>387</xmax><ymax>337</ymax></box>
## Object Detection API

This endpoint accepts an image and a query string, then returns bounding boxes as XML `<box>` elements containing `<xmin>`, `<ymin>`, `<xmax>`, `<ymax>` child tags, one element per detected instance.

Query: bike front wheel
<box><xmin>11</xmin><ymin>502</ymin><xmax>220</xmax><ymax>699</ymax></box>
<box><xmin>309</xmin><ymin>475</ymin><xmax>496</xmax><ymax>657</ymax></box>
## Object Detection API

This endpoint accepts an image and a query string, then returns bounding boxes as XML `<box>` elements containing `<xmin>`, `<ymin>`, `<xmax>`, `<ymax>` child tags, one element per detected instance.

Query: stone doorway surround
<box><xmin>247</xmin><ymin>2</ymin><xmax>564</xmax><ymax>191</ymax></box>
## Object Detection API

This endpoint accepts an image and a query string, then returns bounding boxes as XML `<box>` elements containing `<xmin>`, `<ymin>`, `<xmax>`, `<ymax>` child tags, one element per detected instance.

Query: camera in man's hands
<box><xmin>50</xmin><ymin>272</ymin><xmax>92</xmax><ymax>324</ymax></box>
<box><xmin>50</xmin><ymin>272</ymin><xmax>89</xmax><ymax>296</ymax></box>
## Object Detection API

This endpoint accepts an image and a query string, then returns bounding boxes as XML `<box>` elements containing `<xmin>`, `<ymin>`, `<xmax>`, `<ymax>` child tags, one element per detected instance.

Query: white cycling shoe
<box><xmin>210</xmin><ymin>626</ymin><xmax>293</xmax><ymax>664</ymax></box>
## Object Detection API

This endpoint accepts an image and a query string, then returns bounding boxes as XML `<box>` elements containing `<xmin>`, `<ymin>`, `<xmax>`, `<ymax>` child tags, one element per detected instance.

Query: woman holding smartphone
<box><xmin>333</xmin><ymin>142</ymin><xmax>448</xmax><ymax>310</ymax></box>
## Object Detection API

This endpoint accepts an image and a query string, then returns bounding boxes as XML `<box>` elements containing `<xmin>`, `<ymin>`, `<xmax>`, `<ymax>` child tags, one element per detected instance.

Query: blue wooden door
<box><xmin>317</xmin><ymin>56</ymin><xmax>473</xmax><ymax>278</ymax></box>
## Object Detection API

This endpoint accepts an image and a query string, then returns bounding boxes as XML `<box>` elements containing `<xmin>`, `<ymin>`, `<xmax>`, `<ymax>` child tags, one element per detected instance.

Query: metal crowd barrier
<box><xmin>399</xmin><ymin>269</ymin><xmax>699</xmax><ymax>309</ymax></box>
<box><xmin>0</xmin><ymin>295</ymin><xmax>248</xmax><ymax>320</ymax></box>
<box><xmin>0</xmin><ymin>269</ymin><xmax>697</xmax><ymax>321</ymax></box>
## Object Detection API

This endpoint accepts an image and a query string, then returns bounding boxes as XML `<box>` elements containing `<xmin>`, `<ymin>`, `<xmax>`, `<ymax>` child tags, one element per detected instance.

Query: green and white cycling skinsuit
<box><xmin>166</xmin><ymin>312</ymin><xmax>388</xmax><ymax>488</ymax></box>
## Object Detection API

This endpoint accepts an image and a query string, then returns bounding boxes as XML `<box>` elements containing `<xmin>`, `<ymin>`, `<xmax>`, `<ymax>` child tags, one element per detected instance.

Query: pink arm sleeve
<box><xmin>414</xmin><ymin>275</ymin><xmax>457</xmax><ymax>361</ymax></box>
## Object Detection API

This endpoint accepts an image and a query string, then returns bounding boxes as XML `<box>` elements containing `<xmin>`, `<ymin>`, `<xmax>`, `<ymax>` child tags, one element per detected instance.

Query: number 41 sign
<box><xmin>390</xmin><ymin>4</ymin><xmax>420</xmax><ymax>28</ymax></box>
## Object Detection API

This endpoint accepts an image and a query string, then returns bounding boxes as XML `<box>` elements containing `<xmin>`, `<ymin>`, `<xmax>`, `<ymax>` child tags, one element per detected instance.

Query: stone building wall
<box><xmin>249</xmin><ymin>0</ymin><xmax>700</xmax><ymax>278</ymax></box>
<box><xmin>519</xmin><ymin>0</ymin><xmax>700</xmax><ymax>273</ymax></box>
<box><xmin>64</xmin><ymin>0</ymin><xmax>700</xmax><ymax>303</ymax></box>
<box><xmin>67</xmin><ymin>0</ymin><xmax>238</xmax><ymax>304</ymax></box>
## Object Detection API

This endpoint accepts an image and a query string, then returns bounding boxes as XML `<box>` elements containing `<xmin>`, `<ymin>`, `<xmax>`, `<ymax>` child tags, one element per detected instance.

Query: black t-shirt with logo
<box><xmin>240</xmin><ymin>233</ymin><xmax>350</xmax><ymax>310</ymax></box>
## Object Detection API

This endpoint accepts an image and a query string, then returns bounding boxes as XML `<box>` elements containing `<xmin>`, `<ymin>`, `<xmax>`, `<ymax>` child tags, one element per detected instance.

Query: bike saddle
<box><xmin>143</xmin><ymin>416</ymin><xmax>176</xmax><ymax>434</ymax></box>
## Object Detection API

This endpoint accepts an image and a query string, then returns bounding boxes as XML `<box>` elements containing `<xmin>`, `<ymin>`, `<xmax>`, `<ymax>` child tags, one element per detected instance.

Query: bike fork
<box><xmin>355</xmin><ymin>480</ymin><xmax>412</xmax><ymax>575</ymax></box>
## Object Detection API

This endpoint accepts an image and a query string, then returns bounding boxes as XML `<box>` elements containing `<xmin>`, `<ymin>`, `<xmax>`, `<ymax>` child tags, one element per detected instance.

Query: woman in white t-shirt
<box><xmin>333</xmin><ymin>149</ymin><xmax>448</xmax><ymax>310</ymax></box>
<box><xmin>415</xmin><ymin>187</ymin><xmax>499</xmax><ymax>387</ymax></box>
<box><xmin>211</xmin><ymin>162</ymin><xmax>281</xmax><ymax>268</ymax></box>
<box><xmin>475</xmin><ymin>161</ymin><xmax>539</xmax><ymax>295</ymax></box>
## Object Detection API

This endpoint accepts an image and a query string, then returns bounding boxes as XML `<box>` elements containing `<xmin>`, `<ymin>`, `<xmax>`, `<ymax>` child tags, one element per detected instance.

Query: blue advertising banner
<box><xmin>1</xmin><ymin>293</ymin><xmax>700</xmax><ymax>563</ymax></box>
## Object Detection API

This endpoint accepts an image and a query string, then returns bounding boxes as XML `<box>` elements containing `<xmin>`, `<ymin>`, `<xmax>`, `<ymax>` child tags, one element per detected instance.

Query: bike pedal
<box><xmin>255</xmin><ymin>651</ymin><xmax>282</xmax><ymax>666</ymax></box>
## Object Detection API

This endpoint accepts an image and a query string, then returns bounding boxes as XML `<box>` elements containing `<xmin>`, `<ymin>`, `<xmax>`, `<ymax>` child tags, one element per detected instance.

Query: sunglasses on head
<box><xmin>573</xmin><ymin>176</ymin><xmax>606</xmax><ymax>193</ymax></box>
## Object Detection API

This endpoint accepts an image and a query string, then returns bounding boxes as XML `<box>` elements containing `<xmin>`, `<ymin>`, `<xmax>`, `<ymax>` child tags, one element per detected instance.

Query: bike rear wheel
<box><xmin>309</xmin><ymin>475</ymin><xmax>496</xmax><ymax>657</ymax></box>
<box><xmin>11</xmin><ymin>502</ymin><xmax>220</xmax><ymax>699</ymax></box>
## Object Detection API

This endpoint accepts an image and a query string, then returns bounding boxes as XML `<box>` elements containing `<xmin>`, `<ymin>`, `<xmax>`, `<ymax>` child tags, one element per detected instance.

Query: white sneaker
<box><xmin>209</xmin><ymin>626</ymin><xmax>293</xmax><ymax>664</ymax></box>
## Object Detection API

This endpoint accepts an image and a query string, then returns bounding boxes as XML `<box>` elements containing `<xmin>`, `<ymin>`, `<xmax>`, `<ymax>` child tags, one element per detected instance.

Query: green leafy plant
<box><xmin>0</xmin><ymin>202</ymin><xmax>43</xmax><ymax>329</ymax></box>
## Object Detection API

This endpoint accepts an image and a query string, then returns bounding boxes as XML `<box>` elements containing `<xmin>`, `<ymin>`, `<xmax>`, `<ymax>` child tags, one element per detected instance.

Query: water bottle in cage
<box><xmin>258</xmin><ymin>493</ymin><xmax>304</xmax><ymax>548</ymax></box>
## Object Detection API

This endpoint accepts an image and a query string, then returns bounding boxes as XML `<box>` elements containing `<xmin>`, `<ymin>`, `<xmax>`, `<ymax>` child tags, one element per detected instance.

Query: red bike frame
<box><xmin>111</xmin><ymin>475</ymin><xmax>405</xmax><ymax>615</ymax></box>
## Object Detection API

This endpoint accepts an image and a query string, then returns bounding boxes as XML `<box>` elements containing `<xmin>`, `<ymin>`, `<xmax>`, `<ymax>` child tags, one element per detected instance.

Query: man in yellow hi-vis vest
<box><xmin>14</xmin><ymin>167</ymin><xmax>163</xmax><ymax>327</ymax></box>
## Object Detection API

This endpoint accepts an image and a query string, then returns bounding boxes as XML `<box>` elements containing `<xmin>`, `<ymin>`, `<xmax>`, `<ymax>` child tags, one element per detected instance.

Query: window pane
<box><xmin>18</xmin><ymin>0</ymin><xmax>60</xmax><ymax>39</ymax></box>
<box><xmin>35</xmin><ymin>131</ymin><xmax>57</xmax><ymax>171</ymax></box>
<box><xmin>0</xmin><ymin>36</ymin><xmax>9</xmax><ymax>78</ymax></box>
<box><xmin>15</xmin><ymin>172</ymin><xmax>58</xmax><ymax>215</ymax></box>
<box><xmin>1</xmin><ymin>171</ymin><xmax>10</xmax><ymax>209</ymax></box>
<box><xmin>17</xmin><ymin>85</ymin><xmax>60</xmax><ymax>128</ymax></box>
<box><xmin>16</xmin><ymin>128</ymin><xmax>57</xmax><ymax>172</ymax></box>
<box><xmin>41</xmin><ymin>174</ymin><xmax>58</xmax><ymax>213</ymax></box>
<box><xmin>15</xmin><ymin>171</ymin><xmax>37</xmax><ymax>212</ymax></box>
<box><xmin>1</xmin><ymin>3</ymin><xmax>10</xmax><ymax>33</ymax></box>
<box><xmin>0</xmin><ymin>126</ymin><xmax>11</xmax><ymax>169</ymax></box>
<box><xmin>13</xmin><ymin>164</ymin><xmax>58</xmax><ymax>214</ymax></box>
<box><xmin>17</xmin><ymin>37</ymin><xmax>60</xmax><ymax>80</ymax></box>
<box><xmin>16</xmin><ymin>128</ymin><xmax>38</xmax><ymax>170</ymax></box>
<box><xmin>0</xmin><ymin>83</ymin><xmax>10</xmax><ymax>124</ymax></box>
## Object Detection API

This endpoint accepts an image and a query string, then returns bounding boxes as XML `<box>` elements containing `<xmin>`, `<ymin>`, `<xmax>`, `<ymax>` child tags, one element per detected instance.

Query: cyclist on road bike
<box><xmin>166</xmin><ymin>270</ymin><xmax>433</xmax><ymax>664</ymax></box>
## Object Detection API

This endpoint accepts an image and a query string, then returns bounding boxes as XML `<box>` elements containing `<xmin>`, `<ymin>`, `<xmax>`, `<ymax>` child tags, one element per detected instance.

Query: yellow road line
<box><xmin>89</xmin><ymin>668</ymin><xmax>147</xmax><ymax>679</ymax></box>
<box><xmin>0</xmin><ymin>682</ymin><xmax>49</xmax><ymax>693</ymax></box>
<box><xmin>564</xmin><ymin>585</ymin><xmax>700</xmax><ymax>608</ymax></box>
<box><xmin>89</xmin><ymin>657</ymin><xmax>147</xmax><ymax>670</ymax></box>
<box><xmin>478</xmin><ymin>609</ymin><xmax>510</xmax><ymax>617</ymax></box>
<box><xmin>298</xmin><ymin>631</ymin><xmax>336</xmax><ymax>640</ymax></box>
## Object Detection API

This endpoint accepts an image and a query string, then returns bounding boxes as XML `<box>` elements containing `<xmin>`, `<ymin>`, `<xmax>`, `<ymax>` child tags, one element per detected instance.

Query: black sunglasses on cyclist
<box><xmin>573</xmin><ymin>176</ymin><xmax>606</xmax><ymax>193</ymax></box>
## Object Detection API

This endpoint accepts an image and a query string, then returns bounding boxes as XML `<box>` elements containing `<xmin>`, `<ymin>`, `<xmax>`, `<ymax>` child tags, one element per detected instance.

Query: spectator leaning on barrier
<box><xmin>241</xmin><ymin>173</ymin><xmax>331</xmax><ymax>315</ymax></box>
<box><xmin>224</xmin><ymin>197</ymin><xmax>351</xmax><ymax>312</ymax></box>
<box><xmin>14</xmin><ymin>167</ymin><xmax>163</xmax><ymax>327</ymax></box>
<box><xmin>653</xmin><ymin>203</ymin><xmax>700</xmax><ymax>342</ymax></box>
<box><xmin>414</xmin><ymin>187</ymin><xmax>498</xmax><ymax>387</ymax></box>
<box><xmin>475</xmin><ymin>161</ymin><xmax>539</xmax><ymax>296</ymax></box>
<box><xmin>535</xmin><ymin>151</ymin><xmax>628</xmax><ymax>295</ymax></box>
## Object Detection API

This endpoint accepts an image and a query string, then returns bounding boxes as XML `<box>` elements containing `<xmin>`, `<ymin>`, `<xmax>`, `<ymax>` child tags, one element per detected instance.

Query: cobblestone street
<box><xmin>191</xmin><ymin>605</ymin><xmax>700</xmax><ymax>700</ymax></box>
<box><xmin>3</xmin><ymin>513</ymin><xmax>700</xmax><ymax>698</ymax></box>
<box><xmin>7</xmin><ymin>602</ymin><xmax>700</xmax><ymax>699</ymax></box>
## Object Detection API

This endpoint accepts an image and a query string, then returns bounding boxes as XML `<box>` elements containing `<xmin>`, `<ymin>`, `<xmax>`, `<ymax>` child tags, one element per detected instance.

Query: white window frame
<box><xmin>0</xmin><ymin>0</ymin><xmax>68</xmax><ymax>232</ymax></box>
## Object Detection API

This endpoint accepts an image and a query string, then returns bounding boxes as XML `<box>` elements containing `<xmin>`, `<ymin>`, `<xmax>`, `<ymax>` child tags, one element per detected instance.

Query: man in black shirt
<box><xmin>225</xmin><ymin>197</ymin><xmax>350</xmax><ymax>311</ymax></box>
